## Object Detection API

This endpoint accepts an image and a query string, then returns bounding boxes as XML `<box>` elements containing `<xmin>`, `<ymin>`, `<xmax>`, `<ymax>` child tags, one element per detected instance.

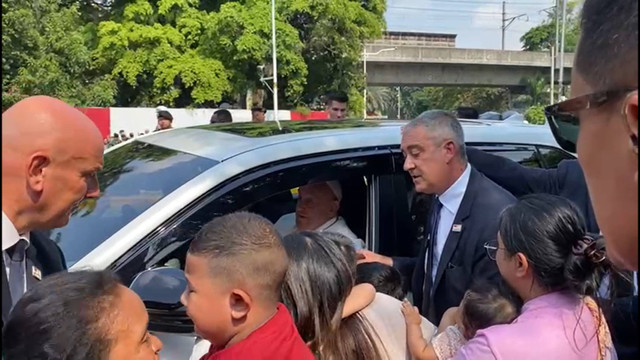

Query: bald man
<box><xmin>2</xmin><ymin>96</ymin><xmax>104</xmax><ymax>324</ymax></box>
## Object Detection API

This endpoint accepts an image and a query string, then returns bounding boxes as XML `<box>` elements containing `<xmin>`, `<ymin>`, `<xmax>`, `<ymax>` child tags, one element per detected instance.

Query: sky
<box><xmin>385</xmin><ymin>0</ymin><xmax>557</xmax><ymax>50</ymax></box>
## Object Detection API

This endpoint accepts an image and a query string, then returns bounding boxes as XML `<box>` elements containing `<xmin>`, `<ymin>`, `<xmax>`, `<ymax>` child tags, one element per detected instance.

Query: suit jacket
<box><xmin>393</xmin><ymin>167</ymin><xmax>516</xmax><ymax>324</ymax></box>
<box><xmin>467</xmin><ymin>147</ymin><xmax>599</xmax><ymax>233</ymax></box>
<box><xmin>2</xmin><ymin>231</ymin><xmax>66</xmax><ymax>325</ymax></box>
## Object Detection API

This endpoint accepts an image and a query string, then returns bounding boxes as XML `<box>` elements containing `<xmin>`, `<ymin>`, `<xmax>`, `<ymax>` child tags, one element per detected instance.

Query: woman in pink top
<box><xmin>455</xmin><ymin>194</ymin><xmax>617</xmax><ymax>360</ymax></box>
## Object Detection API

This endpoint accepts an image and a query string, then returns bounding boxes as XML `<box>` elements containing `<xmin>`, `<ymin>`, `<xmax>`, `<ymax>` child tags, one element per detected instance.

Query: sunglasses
<box><xmin>545</xmin><ymin>88</ymin><xmax>637</xmax><ymax>153</ymax></box>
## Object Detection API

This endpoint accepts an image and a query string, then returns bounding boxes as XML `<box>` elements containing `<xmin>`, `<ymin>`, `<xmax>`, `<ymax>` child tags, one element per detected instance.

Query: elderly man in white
<box><xmin>274</xmin><ymin>180</ymin><xmax>364</xmax><ymax>249</ymax></box>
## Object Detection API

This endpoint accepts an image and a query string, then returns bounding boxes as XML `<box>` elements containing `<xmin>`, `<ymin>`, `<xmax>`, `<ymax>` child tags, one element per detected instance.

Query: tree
<box><xmin>521</xmin><ymin>73</ymin><xmax>550</xmax><ymax>106</ymax></box>
<box><xmin>403</xmin><ymin>87</ymin><xmax>510</xmax><ymax>117</ymax></box>
<box><xmin>289</xmin><ymin>0</ymin><xmax>386</xmax><ymax>117</ymax></box>
<box><xmin>93</xmin><ymin>0</ymin><xmax>231</xmax><ymax>107</ymax></box>
<box><xmin>366</xmin><ymin>86</ymin><xmax>395</xmax><ymax>115</ymax></box>
<box><xmin>199</xmin><ymin>0</ymin><xmax>308</xmax><ymax>107</ymax></box>
<box><xmin>2</xmin><ymin>0</ymin><xmax>115</xmax><ymax>109</ymax></box>
<box><xmin>520</xmin><ymin>1</ymin><xmax>580</xmax><ymax>52</ymax></box>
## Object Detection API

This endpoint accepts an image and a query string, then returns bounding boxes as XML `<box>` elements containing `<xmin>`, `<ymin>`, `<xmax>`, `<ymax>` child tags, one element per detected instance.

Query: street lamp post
<box><xmin>363</xmin><ymin>47</ymin><xmax>396</xmax><ymax>120</ymax></box>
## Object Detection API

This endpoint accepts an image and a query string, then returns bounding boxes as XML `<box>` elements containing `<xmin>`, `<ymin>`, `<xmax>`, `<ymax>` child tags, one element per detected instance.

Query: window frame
<box><xmin>111</xmin><ymin>147</ymin><xmax>395</xmax><ymax>284</ymax></box>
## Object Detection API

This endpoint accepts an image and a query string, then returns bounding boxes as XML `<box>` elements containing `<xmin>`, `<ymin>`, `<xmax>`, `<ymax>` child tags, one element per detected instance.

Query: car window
<box><xmin>468</xmin><ymin>143</ymin><xmax>542</xmax><ymax>168</ymax></box>
<box><xmin>112</xmin><ymin>151</ymin><xmax>394</xmax><ymax>285</ymax></box>
<box><xmin>536</xmin><ymin>146</ymin><xmax>575</xmax><ymax>168</ymax></box>
<box><xmin>51</xmin><ymin>141</ymin><xmax>217</xmax><ymax>268</ymax></box>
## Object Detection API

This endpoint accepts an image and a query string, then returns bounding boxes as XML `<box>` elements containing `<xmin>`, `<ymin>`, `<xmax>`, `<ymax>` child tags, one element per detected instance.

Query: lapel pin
<box><xmin>31</xmin><ymin>266</ymin><xmax>42</xmax><ymax>281</ymax></box>
<box><xmin>452</xmin><ymin>224</ymin><xmax>462</xmax><ymax>232</ymax></box>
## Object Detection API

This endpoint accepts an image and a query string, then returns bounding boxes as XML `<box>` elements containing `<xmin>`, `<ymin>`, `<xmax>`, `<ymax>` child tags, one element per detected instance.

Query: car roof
<box><xmin>114</xmin><ymin>119</ymin><xmax>564</xmax><ymax>162</ymax></box>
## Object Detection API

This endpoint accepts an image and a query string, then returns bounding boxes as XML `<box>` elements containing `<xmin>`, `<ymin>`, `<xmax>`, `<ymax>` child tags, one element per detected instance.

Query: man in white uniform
<box><xmin>274</xmin><ymin>181</ymin><xmax>364</xmax><ymax>249</ymax></box>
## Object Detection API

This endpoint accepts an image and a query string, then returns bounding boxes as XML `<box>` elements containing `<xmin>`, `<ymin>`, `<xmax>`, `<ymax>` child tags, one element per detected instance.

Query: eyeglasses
<box><xmin>483</xmin><ymin>241</ymin><xmax>505</xmax><ymax>261</ymax></box>
<box><xmin>545</xmin><ymin>88</ymin><xmax>637</xmax><ymax>153</ymax></box>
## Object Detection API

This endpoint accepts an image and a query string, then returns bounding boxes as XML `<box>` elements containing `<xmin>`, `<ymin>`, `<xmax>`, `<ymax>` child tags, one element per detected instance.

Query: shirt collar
<box><xmin>438</xmin><ymin>164</ymin><xmax>471</xmax><ymax>214</ymax></box>
<box><xmin>316</xmin><ymin>217</ymin><xmax>340</xmax><ymax>231</ymax></box>
<box><xmin>2</xmin><ymin>211</ymin><xmax>30</xmax><ymax>251</ymax></box>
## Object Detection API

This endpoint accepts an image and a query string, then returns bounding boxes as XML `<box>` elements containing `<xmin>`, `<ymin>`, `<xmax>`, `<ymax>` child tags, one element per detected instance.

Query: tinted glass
<box><xmin>51</xmin><ymin>141</ymin><xmax>217</xmax><ymax>267</ymax></box>
<box><xmin>537</xmin><ymin>146</ymin><xmax>575</xmax><ymax>168</ymax></box>
<box><xmin>470</xmin><ymin>144</ymin><xmax>542</xmax><ymax>168</ymax></box>
<box><xmin>197</xmin><ymin>119</ymin><xmax>381</xmax><ymax>137</ymax></box>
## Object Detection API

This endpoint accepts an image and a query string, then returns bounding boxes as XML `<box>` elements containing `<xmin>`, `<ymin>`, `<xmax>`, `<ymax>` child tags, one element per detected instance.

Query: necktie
<box><xmin>424</xmin><ymin>198</ymin><xmax>443</xmax><ymax>303</ymax></box>
<box><xmin>6</xmin><ymin>239</ymin><xmax>28</xmax><ymax>306</ymax></box>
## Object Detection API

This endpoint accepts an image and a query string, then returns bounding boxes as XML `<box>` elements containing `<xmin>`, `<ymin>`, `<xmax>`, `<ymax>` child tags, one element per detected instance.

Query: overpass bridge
<box><xmin>364</xmin><ymin>44</ymin><xmax>574</xmax><ymax>92</ymax></box>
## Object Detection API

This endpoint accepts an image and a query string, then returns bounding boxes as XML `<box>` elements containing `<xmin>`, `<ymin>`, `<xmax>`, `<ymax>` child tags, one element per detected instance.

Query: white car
<box><xmin>51</xmin><ymin>119</ymin><xmax>575</xmax><ymax>359</ymax></box>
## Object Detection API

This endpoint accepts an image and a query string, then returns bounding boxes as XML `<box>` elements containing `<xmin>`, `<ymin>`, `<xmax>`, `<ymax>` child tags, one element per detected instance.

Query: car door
<box><xmin>112</xmin><ymin>148</ymin><xmax>395</xmax><ymax>360</ymax></box>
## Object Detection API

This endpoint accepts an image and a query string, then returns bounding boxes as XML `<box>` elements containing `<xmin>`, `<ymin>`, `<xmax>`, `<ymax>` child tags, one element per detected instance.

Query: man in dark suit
<box><xmin>2</xmin><ymin>96</ymin><xmax>104</xmax><ymax>325</ymax></box>
<box><xmin>466</xmin><ymin>147</ymin><xmax>599</xmax><ymax>234</ymax></box>
<box><xmin>358</xmin><ymin>111</ymin><xmax>515</xmax><ymax>324</ymax></box>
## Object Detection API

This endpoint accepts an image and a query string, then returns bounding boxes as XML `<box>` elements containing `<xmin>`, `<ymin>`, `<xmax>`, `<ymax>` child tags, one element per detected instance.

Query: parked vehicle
<box><xmin>51</xmin><ymin>119</ymin><xmax>575</xmax><ymax>359</ymax></box>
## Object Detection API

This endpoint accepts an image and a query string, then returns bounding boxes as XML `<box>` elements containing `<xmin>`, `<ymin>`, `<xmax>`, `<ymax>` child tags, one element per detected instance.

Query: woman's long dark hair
<box><xmin>498</xmin><ymin>194</ymin><xmax>618</xmax><ymax>350</ymax></box>
<box><xmin>498</xmin><ymin>194</ymin><xmax>613</xmax><ymax>298</ymax></box>
<box><xmin>281</xmin><ymin>232</ymin><xmax>382</xmax><ymax>360</ymax></box>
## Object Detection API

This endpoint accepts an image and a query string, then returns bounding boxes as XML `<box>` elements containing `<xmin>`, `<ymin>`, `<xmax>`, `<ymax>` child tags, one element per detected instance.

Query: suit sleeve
<box><xmin>392</xmin><ymin>256</ymin><xmax>417</xmax><ymax>280</ymax></box>
<box><xmin>466</xmin><ymin>147</ymin><xmax>562</xmax><ymax>196</ymax></box>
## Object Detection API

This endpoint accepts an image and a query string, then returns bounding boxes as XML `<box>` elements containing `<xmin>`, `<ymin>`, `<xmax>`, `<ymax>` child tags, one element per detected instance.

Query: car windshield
<box><xmin>50</xmin><ymin>141</ymin><xmax>218</xmax><ymax>267</ymax></box>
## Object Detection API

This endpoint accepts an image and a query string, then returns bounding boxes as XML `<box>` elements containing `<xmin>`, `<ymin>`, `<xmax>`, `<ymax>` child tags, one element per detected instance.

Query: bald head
<box><xmin>2</xmin><ymin>96</ymin><xmax>104</xmax><ymax>233</ymax></box>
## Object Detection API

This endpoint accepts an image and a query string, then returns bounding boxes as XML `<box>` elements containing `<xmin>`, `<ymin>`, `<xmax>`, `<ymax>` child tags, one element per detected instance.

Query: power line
<box><xmin>387</xmin><ymin>0</ymin><xmax>553</xmax><ymax>8</ymax></box>
<box><xmin>389</xmin><ymin>0</ymin><xmax>554</xmax><ymax>5</ymax></box>
<box><xmin>387</xmin><ymin>6</ymin><xmax>551</xmax><ymax>17</ymax></box>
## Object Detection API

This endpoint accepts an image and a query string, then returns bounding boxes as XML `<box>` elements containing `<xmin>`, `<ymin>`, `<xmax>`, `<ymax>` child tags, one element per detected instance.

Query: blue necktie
<box><xmin>424</xmin><ymin>198</ymin><xmax>443</xmax><ymax>298</ymax></box>
<box><xmin>7</xmin><ymin>239</ymin><xmax>28</xmax><ymax>307</ymax></box>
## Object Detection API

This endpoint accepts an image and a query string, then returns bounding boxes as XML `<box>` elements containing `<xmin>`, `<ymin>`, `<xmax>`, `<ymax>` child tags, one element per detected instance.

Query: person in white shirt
<box><xmin>274</xmin><ymin>180</ymin><xmax>364</xmax><ymax>249</ymax></box>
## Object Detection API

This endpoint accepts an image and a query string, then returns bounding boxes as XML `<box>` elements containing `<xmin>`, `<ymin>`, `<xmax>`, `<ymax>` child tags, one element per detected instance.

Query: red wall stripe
<box><xmin>77</xmin><ymin>107</ymin><xmax>110</xmax><ymax>139</ymax></box>
<box><xmin>290</xmin><ymin>111</ymin><xmax>329</xmax><ymax>121</ymax></box>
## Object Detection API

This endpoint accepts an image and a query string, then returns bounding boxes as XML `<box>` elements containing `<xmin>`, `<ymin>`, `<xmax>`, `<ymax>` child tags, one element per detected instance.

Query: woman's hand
<box><xmin>401</xmin><ymin>299</ymin><xmax>423</xmax><ymax>326</ymax></box>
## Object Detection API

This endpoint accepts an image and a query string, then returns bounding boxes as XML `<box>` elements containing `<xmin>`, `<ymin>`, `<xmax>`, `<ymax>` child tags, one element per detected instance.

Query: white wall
<box><xmin>109</xmin><ymin>107</ymin><xmax>292</xmax><ymax>136</ymax></box>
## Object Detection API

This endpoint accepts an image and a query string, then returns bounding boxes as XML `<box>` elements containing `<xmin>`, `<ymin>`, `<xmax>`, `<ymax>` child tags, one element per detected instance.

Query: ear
<box><xmin>513</xmin><ymin>253</ymin><xmax>530</xmax><ymax>279</ymax></box>
<box><xmin>26</xmin><ymin>152</ymin><xmax>50</xmax><ymax>193</ymax></box>
<box><xmin>229</xmin><ymin>289</ymin><xmax>252</xmax><ymax>321</ymax></box>
<box><xmin>442</xmin><ymin>140</ymin><xmax>456</xmax><ymax>164</ymax></box>
<box><xmin>330</xmin><ymin>199</ymin><xmax>340</xmax><ymax>214</ymax></box>
<box><xmin>624</xmin><ymin>92</ymin><xmax>638</xmax><ymax>183</ymax></box>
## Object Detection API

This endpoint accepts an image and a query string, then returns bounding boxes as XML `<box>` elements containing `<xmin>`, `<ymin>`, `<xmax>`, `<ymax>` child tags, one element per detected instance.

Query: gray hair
<box><xmin>406</xmin><ymin>110</ymin><xmax>467</xmax><ymax>162</ymax></box>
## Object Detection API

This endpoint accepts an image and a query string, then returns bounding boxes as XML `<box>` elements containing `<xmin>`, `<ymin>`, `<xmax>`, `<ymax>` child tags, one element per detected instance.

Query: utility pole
<box><xmin>270</xmin><ymin>0</ymin><xmax>281</xmax><ymax>130</ymax></box>
<box><xmin>558</xmin><ymin>0</ymin><xmax>568</xmax><ymax>99</ymax></box>
<box><xmin>550</xmin><ymin>45</ymin><xmax>555</xmax><ymax>104</ymax></box>
<box><xmin>362</xmin><ymin>47</ymin><xmax>396</xmax><ymax>120</ymax></box>
<box><xmin>554</xmin><ymin>0</ymin><xmax>560</xmax><ymax>101</ymax></box>
<box><xmin>501</xmin><ymin>1</ymin><xmax>527</xmax><ymax>50</ymax></box>
<box><xmin>502</xmin><ymin>1</ymin><xmax>506</xmax><ymax>50</ymax></box>
<box><xmin>397</xmin><ymin>86</ymin><xmax>401</xmax><ymax>119</ymax></box>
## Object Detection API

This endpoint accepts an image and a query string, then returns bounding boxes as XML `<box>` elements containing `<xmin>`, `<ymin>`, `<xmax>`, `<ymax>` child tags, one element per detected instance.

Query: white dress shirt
<box><xmin>425</xmin><ymin>164</ymin><xmax>471</xmax><ymax>283</ymax></box>
<box><xmin>274</xmin><ymin>213</ymin><xmax>364</xmax><ymax>249</ymax></box>
<box><xmin>2</xmin><ymin>211</ymin><xmax>31</xmax><ymax>293</ymax></box>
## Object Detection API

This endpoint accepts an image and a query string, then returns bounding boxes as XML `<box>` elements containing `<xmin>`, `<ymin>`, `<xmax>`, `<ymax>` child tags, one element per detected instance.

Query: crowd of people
<box><xmin>1</xmin><ymin>0</ymin><xmax>638</xmax><ymax>359</ymax></box>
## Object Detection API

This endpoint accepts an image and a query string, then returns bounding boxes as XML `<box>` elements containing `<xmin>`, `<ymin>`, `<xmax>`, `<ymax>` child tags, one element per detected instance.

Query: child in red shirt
<box><xmin>180</xmin><ymin>212</ymin><xmax>314</xmax><ymax>360</ymax></box>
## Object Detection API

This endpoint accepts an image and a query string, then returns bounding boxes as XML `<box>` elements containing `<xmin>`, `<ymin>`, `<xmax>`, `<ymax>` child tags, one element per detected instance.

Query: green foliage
<box><xmin>520</xmin><ymin>1</ymin><xmax>580</xmax><ymax>52</ymax></box>
<box><xmin>2</xmin><ymin>0</ymin><xmax>115</xmax><ymax>108</ymax></box>
<box><xmin>525</xmin><ymin>105</ymin><xmax>546</xmax><ymax>125</ymax></box>
<box><xmin>405</xmin><ymin>87</ymin><xmax>509</xmax><ymax>118</ymax></box>
<box><xmin>93</xmin><ymin>0</ymin><xmax>231</xmax><ymax>107</ymax></box>
<box><xmin>3</xmin><ymin>0</ymin><xmax>386</xmax><ymax>111</ymax></box>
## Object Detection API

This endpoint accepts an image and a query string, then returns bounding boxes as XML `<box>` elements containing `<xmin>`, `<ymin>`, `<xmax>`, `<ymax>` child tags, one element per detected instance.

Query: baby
<box><xmin>401</xmin><ymin>285</ymin><xmax>519</xmax><ymax>360</ymax></box>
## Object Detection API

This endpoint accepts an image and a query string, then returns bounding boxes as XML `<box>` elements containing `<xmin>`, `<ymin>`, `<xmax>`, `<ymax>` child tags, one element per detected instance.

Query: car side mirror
<box><xmin>129</xmin><ymin>267</ymin><xmax>194</xmax><ymax>333</ymax></box>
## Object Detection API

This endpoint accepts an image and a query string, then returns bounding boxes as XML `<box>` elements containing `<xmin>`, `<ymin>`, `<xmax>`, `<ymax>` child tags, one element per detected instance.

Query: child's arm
<box><xmin>438</xmin><ymin>306</ymin><xmax>459</xmax><ymax>334</ymax></box>
<box><xmin>401</xmin><ymin>300</ymin><xmax>439</xmax><ymax>360</ymax></box>
<box><xmin>342</xmin><ymin>283</ymin><xmax>376</xmax><ymax>318</ymax></box>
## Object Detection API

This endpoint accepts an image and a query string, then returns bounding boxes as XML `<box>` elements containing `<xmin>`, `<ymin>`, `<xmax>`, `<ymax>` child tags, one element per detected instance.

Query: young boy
<box><xmin>181</xmin><ymin>212</ymin><xmax>314</xmax><ymax>359</ymax></box>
